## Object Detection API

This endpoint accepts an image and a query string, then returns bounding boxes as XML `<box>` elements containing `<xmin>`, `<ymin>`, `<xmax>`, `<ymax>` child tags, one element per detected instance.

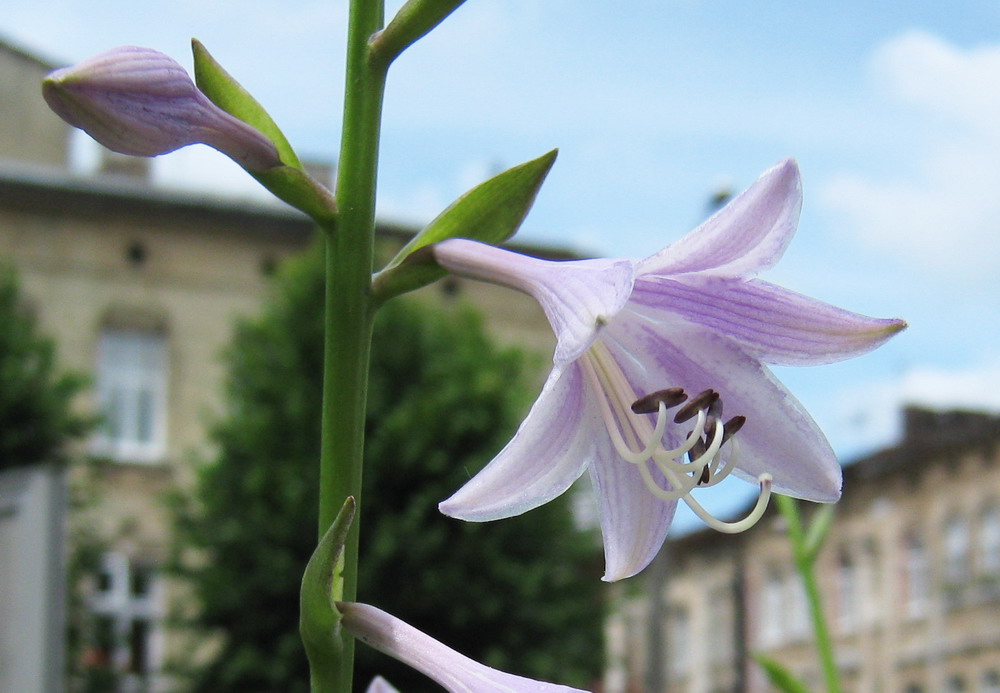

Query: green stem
<box><xmin>775</xmin><ymin>495</ymin><xmax>842</xmax><ymax>693</ymax></box>
<box><xmin>315</xmin><ymin>0</ymin><xmax>386</xmax><ymax>691</ymax></box>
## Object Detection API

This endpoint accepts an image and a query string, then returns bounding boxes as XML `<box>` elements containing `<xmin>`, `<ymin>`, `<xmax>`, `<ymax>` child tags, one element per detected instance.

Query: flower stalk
<box><xmin>774</xmin><ymin>495</ymin><xmax>842</xmax><ymax>693</ymax></box>
<box><xmin>316</xmin><ymin>0</ymin><xmax>387</xmax><ymax>690</ymax></box>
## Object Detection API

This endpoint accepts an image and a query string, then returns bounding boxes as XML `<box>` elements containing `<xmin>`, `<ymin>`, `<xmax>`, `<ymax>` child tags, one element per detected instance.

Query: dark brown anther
<box><xmin>688</xmin><ymin>437</ymin><xmax>708</xmax><ymax>463</ymax></box>
<box><xmin>707</xmin><ymin>396</ymin><xmax>724</xmax><ymax>419</ymax></box>
<box><xmin>631</xmin><ymin>387</ymin><xmax>687</xmax><ymax>414</ymax></box>
<box><xmin>673</xmin><ymin>389</ymin><xmax>719</xmax><ymax>423</ymax></box>
<box><xmin>698</xmin><ymin>462</ymin><xmax>712</xmax><ymax>486</ymax></box>
<box><xmin>721</xmin><ymin>416</ymin><xmax>746</xmax><ymax>444</ymax></box>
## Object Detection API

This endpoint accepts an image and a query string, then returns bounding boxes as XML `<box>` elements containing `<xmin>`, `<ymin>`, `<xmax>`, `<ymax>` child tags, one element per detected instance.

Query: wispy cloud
<box><xmin>821</xmin><ymin>31</ymin><xmax>1000</xmax><ymax>284</ymax></box>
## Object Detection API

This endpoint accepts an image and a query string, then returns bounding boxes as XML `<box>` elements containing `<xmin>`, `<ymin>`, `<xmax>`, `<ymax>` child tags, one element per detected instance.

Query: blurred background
<box><xmin>1</xmin><ymin>1</ymin><xmax>999</xmax><ymax>692</ymax></box>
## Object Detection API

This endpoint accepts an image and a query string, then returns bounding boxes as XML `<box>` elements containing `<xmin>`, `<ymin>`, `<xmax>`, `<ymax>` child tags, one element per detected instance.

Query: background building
<box><xmin>605</xmin><ymin>407</ymin><xmax>1000</xmax><ymax>693</ymax></box>
<box><xmin>0</xmin><ymin>35</ymin><xmax>558</xmax><ymax>690</ymax></box>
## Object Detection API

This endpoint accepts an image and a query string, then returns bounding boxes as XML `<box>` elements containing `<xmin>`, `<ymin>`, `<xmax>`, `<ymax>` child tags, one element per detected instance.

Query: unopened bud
<box><xmin>42</xmin><ymin>46</ymin><xmax>281</xmax><ymax>172</ymax></box>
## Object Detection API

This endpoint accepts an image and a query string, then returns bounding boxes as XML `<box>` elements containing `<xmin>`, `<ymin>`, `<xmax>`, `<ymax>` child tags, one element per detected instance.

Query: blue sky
<box><xmin>6</xmin><ymin>1</ymin><xmax>1000</xmax><ymax>523</ymax></box>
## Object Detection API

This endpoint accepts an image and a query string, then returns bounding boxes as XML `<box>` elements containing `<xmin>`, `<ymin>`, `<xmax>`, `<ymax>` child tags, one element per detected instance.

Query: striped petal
<box><xmin>340</xmin><ymin>603</ymin><xmax>587</xmax><ymax>693</ymax></box>
<box><xmin>607</xmin><ymin>309</ymin><xmax>842</xmax><ymax>502</ymax></box>
<box><xmin>630</xmin><ymin>275</ymin><xmax>907</xmax><ymax>366</ymax></box>
<box><xmin>434</xmin><ymin>239</ymin><xmax>635</xmax><ymax>367</ymax></box>
<box><xmin>438</xmin><ymin>364</ymin><xmax>595</xmax><ymax>521</ymax></box>
<box><xmin>638</xmin><ymin>159</ymin><xmax>801</xmax><ymax>278</ymax></box>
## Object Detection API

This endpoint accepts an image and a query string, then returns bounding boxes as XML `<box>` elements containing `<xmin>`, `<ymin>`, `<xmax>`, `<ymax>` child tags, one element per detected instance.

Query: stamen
<box><xmin>674</xmin><ymin>389</ymin><xmax>719</xmax><ymax>423</ymax></box>
<box><xmin>579</xmin><ymin>340</ymin><xmax>762</xmax><ymax>536</ymax></box>
<box><xmin>683</xmin><ymin>473</ymin><xmax>772</xmax><ymax>533</ymax></box>
<box><xmin>721</xmin><ymin>416</ymin><xmax>746</xmax><ymax>444</ymax></box>
<box><xmin>631</xmin><ymin>387</ymin><xmax>687</xmax><ymax>414</ymax></box>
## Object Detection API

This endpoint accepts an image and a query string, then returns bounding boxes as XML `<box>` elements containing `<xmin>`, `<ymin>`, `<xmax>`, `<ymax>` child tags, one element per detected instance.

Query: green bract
<box><xmin>300</xmin><ymin>496</ymin><xmax>357</xmax><ymax>691</ymax></box>
<box><xmin>372</xmin><ymin>149</ymin><xmax>557</xmax><ymax>302</ymax></box>
<box><xmin>192</xmin><ymin>39</ymin><xmax>337</xmax><ymax>224</ymax></box>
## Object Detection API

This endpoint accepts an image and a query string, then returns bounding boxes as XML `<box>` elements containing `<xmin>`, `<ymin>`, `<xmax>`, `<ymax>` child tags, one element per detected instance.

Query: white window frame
<box><xmin>760</xmin><ymin>569</ymin><xmax>785</xmax><ymax>647</ymax></box>
<box><xmin>980</xmin><ymin>504</ymin><xmax>1000</xmax><ymax>576</ymax></box>
<box><xmin>904</xmin><ymin>530</ymin><xmax>929</xmax><ymax>619</ymax></box>
<box><xmin>837</xmin><ymin>551</ymin><xmax>858</xmax><ymax>633</ymax></box>
<box><xmin>88</xmin><ymin>552</ymin><xmax>164</xmax><ymax>685</ymax></box>
<box><xmin>667</xmin><ymin>605</ymin><xmax>690</xmax><ymax>679</ymax></box>
<box><xmin>943</xmin><ymin>513</ymin><xmax>970</xmax><ymax>586</ymax></box>
<box><xmin>92</xmin><ymin>328</ymin><xmax>168</xmax><ymax>463</ymax></box>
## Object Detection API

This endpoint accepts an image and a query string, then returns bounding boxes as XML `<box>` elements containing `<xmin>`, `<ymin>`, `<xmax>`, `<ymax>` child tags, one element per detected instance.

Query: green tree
<box><xmin>171</xmin><ymin>246</ymin><xmax>604</xmax><ymax>692</ymax></box>
<box><xmin>0</xmin><ymin>265</ymin><xmax>89</xmax><ymax>471</ymax></box>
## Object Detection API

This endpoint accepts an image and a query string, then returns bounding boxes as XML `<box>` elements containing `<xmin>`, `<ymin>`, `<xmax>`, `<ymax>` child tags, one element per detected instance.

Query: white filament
<box><xmin>579</xmin><ymin>341</ymin><xmax>770</xmax><ymax>533</ymax></box>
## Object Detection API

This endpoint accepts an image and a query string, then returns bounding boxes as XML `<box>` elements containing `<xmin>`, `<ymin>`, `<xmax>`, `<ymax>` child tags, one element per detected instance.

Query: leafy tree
<box><xmin>0</xmin><ymin>264</ymin><xmax>90</xmax><ymax>470</ymax></box>
<box><xmin>171</xmin><ymin>245</ymin><xmax>604</xmax><ymax>692</ymax></box>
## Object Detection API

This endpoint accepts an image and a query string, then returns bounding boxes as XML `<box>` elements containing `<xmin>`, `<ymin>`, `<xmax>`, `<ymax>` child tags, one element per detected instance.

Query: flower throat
<box><xmin>579</xmin><ymin>340</ymin><xmax>772</xmax><ymax>534</ymax></box>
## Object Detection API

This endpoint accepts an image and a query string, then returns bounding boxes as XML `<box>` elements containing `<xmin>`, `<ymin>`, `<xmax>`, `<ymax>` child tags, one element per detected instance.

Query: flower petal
<box><xmin>439</xmin><ymin>364</ymin><xmax>595</xmax><ymax>521</ymax></box>
<box><xmin>630</xmin><ymin>275</ymin><xmax>907</xmax><ymax>366</ymax></box>
<box><xmin>434</xmin><ymin>239</ymin><xmax>635</xmax><ymax>367</ymax></box>
<box><xmin>340</xmin><ymin>602</ymin><xmax>588</xmax><ymax>693</ymax></box>
<box><xmin>638</xmin><ymin>159</ymin><xmax>801</xmax><ymax>278</ymax></box>
<box><xmin>607</xmin><ymin>310</ymin><xmax>842</xmax><ymax>502</ymax></box>
<box><xmin>43</xmin><ymin>46</ymin><xmax>280</xmax><ymax>170</ymax></box>
<box><xmin>588</xmin><ymin>428</ymin><xmax>677</xmax><ymax>582</ymax></box>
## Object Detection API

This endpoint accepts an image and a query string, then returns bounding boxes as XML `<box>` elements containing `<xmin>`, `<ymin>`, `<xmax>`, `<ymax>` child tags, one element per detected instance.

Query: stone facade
<box><xmin>605</xmin><ymin>408</ymin><xmax>1000</xmax><ymax>693</ymax></box>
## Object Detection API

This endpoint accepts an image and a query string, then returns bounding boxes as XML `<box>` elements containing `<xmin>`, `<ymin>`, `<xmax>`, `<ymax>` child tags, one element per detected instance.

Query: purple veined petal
<box><xmin>366</xmin><ymin>676</ymin><xmax>401</xmax><ymax>693</ymax></box>
<box><xmin>439</xmin><ymin>363</ymin><xmax>595</xmax><ymax>521</ymax></box>
<box><xmin>587</xmin><ymin>415</ymin><xmax>678</xmax><ymax>582</ymax></box>
<box><xmin>434</xmin><ymin>239</ymin><xmax>636</xmax><ymax>367</ymax></box>
<box><xmin>606</xmin><ymin>310</ymin><xmax>842</xmax><ymax>502</ymax></box>
<box><xmin>638</xmin><ymin>159</ymin><xmax>802</xmax><ymax>279</ymax></box>
<box><xmin>630</xmin><ymin>275</ymin><xmax>907</xmax><ymax>366</ymax></box>
<box><xmin>340</xmin><ymin>602</ymin><xmax>589</xmax><ymax>693</ymax></box>
<box><xmin>43</xmin><ymin>46</ymin><xmax>280</xmax><ymax>171</ymax></box>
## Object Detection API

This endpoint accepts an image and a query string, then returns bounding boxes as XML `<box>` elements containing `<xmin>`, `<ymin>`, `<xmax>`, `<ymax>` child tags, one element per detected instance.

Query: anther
<box><xmin>631</xmin><ymin>387</ymin><xmax>687</xmax><ymax>414</ymax></box>
<box><xmin>698</xmin><ymin>461</ymin><xmax>711</xmax><ymax>486</ymax></box>
<box><xmin>674</xmin><ymin>389</ymin><xmax>719</xmax><ymax>423</ymax></box>
<box><xmin>721</xmin><ymin>416</ymin><xmax>746</xmax><ymax>444</ymax></box>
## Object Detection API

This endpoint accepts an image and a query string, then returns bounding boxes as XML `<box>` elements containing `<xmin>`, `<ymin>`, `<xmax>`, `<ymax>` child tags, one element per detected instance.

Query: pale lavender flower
<box><xmin>340</xmin><ymin>602</ymin><xmax>588</xmax><ymax>693</ymax></box>
<box><xmin>42</xmin><ymin>46</ymin><xmax>281</xmax><ymax>171</ymax></box>
<box><xmin>434</xmin><ymin>159</ymin><xmax>906</xmax><ymax>581</ymax></box>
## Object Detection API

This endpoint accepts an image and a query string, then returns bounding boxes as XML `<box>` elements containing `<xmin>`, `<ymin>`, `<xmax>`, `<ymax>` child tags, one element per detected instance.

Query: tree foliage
<box><xmin>171</xmin><ymin>246</ymin><xmax>604</xmax><ymax>692</ymax></box>
<box><xmin>0</xmin><ymin>265</ymin><xmax>90</xmax><ymax>471</ymax></box>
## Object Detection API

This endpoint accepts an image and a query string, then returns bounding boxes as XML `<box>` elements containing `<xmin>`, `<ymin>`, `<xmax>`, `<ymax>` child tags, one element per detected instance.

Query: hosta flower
<box><xmin>340</xmin><ymin>602</ymin><xmax>588</xmax><ymax>693</ymax></box>
<box><xmin>434</xmin><ymin>159</ymin><xmax>905</xmax><ymax>582</ymax></box>
<box><xmin>42</xmin><ymin>46</ymin><xmax>281</xmax><ymax>171</ymax></box>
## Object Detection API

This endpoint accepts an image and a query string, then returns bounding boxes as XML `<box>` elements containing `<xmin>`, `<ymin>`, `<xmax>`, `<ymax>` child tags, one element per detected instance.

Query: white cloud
<box><xmin>830</xmin><ymin>359</ymin><xmax>1000</xmax><ymax>455</ymax></box>
<box><xmin>821</xmin><ymin>31</ymin><xmax>1000</xmax><ymax>282</ymax></box>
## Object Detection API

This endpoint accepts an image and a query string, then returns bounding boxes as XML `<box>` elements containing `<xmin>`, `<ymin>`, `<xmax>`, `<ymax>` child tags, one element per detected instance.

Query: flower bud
<box><xmin>42</xmin><ymin>46</ymin><xmax>281</xmax><ymax>172</ymax></box>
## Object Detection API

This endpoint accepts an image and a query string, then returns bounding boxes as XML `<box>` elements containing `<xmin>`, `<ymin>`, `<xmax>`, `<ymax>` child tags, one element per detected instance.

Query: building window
<box><xmin>903</xmin><ymin>530</ymin><xmax>929</xmax><ymax>619</ymax></box>
<box><xmin>982</xmin><ymin>670</ymin><xmax>1000</xmax><ymax>693</ymax></box>
<box><xmin>86</xmin><ymin>552</ymin><xmax>162</xmax><ymax>686</ymax></box>
<box><xmin>860</xmin><ymin>538</ymin><xmax>881</xmax><ymax>625</ymax></box>
<box><xmin>93</xmin><ymin>328</ymin><xmax>168</xmax><ymax>462</ymax></box>
<box><xmin>945</xmin><ymin>675</ymin><xmax>966</xmax><ymax>693</ymax></box>
<box><xmin>667</xmin><ymin>606</ymin><xmax>690</xmax><ymax>679</ymax></box>
<box><xmin>708</xmin><ymin>585</ymin><xmax>734</xmax><ymax>664</ymax></box>
<box><xmin>837</xmin><ymin>550</ymin><xmax>857</xmax><ymax>633</ymax></box>
<box><xmin>943</xmin><ymin>513</ymin><xmax>970</xmax><ymax>585</ymax></box>
<box><xmin>760</xmin><ymin>569</ymin><xmax>785</xmax><ymax>646</ymax></box>
<box><xmin>980</xmin><ymin>504</ymin><xmax>1000</xmax><ymax>576</ymax></box>
<box><xmin>785</xmin><ymin>573</ymin><xmax>810</xmax><ymax>641</ymax></box>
